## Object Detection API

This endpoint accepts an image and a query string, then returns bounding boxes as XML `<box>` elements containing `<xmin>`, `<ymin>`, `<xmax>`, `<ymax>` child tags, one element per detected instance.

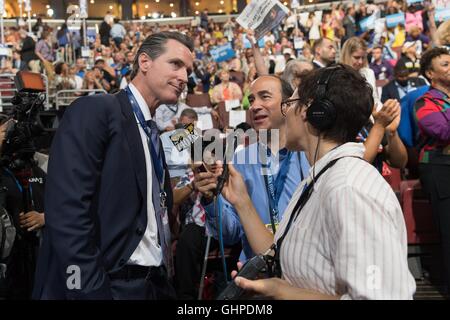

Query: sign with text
<box><xmin>385</xmin><ymin>13</ymin><xmax>405</xmax><ymax>28</ymax></box>
<box><xmin>210</xmin><ymin>43</ymin><xmax>236</xmax><ymax>63</ymax></box>
<box><xmin>359</xmin><ymin>14</ymin><xmax>377</xmax><ymax>32</ymax></box>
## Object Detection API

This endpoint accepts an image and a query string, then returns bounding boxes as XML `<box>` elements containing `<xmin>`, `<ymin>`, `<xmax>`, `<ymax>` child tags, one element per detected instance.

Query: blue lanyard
<box><xmin>262</xmin><ymin>147</ymin><xmax>293</xmax><ymax>232</ymax></box>
<box><xmin>125</xmin><ymin>86</ymin><xmax>165</xmax><ymax>188</ymax></box>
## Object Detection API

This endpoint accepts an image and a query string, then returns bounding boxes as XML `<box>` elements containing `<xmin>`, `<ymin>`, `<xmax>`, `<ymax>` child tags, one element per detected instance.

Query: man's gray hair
<box><xmin>130</xmin><ymin>31</ymin><xmax>194</xmax><ymax>80</ymax></box>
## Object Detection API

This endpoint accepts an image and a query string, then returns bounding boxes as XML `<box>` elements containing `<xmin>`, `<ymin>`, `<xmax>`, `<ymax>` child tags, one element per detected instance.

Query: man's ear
<box><xmin>138</xmin><ymin>53</ymin><xmax>153</xmax><ymax>73</ymax></box>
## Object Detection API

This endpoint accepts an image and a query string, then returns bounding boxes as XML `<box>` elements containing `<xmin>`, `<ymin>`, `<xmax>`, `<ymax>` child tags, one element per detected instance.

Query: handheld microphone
<box><xmin>214</xmin><ymin>134</ymin><xmax>237</xmax><ymax>196</ymax></box>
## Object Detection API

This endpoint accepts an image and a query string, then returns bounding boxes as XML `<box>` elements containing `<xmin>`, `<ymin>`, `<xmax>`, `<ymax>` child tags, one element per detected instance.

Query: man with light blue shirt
<box><xmin>199</xmin><ymin>75</ymin><xmax>310</xmax><ymax>261</ymax></box>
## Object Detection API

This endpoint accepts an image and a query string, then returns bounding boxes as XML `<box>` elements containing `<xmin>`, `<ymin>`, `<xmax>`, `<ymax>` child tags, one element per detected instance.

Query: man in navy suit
<box><xmin>33</xmin><ymin>32</ymin><xmax>194</xmax><ymax>300</ymax></box>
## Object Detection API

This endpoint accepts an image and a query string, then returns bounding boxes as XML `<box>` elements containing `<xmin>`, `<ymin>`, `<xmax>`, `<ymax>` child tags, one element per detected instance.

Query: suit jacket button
<box><xmin>136</xmin><ymin>228</ymin><xmax>144</xmax><ymax>236</ymax></box>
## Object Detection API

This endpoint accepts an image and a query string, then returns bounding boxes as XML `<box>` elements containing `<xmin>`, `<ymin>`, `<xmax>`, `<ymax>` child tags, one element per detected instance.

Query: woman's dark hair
<box><xmin>420</xmin><ymin>47</ymin><xmax>450</xmax><ymax>82</ymax></box>
<box><xmin>54</xmin><ymin>62</ymin><xmax>66</xmax><ymax>75</ymax></box>
<box><xmin>296</xmin><ymin>64</ymin><xmax>373</xmax><ymax>143</ymax></box>
<box><xmin>130</xmin><ymin>31</ymin><xmax>194</xmax><ymax>80</ymax></box>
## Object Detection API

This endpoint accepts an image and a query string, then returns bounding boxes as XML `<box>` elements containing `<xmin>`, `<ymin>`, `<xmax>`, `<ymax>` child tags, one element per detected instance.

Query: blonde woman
<box><xmin>340</xmin><ymin>37</ymin><xmax>380</xmax><ymax>108</ymax></box>
<box><xmin>340</xmin><ymin>37</ymin><xmax>407</xmax><ymax>170</ymax></box>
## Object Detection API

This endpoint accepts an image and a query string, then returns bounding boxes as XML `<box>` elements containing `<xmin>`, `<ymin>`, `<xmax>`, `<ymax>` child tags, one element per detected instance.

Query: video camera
<box><xmin>1</xmin><ymin>71</ymin><xmax>56</xmax><ymax>170</ymax></box>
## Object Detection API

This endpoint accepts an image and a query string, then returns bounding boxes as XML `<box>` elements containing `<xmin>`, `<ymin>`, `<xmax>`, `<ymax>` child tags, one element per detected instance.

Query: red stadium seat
<box><xmin>400</xmin><ymin>180</ymin><xmax>439</xmax><ymax>245</ymax></box>
<box><xmin>400</xmin><ymin>179</ymin><xmax>440</xmax><ymax>280</ymax></box>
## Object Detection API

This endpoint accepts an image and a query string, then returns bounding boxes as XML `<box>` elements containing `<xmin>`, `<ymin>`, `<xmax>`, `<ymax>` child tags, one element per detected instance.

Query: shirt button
<box><xmin>136</xmin><ymin>228</ymin><xmax>144</xmax><ymax>236</ymax></box>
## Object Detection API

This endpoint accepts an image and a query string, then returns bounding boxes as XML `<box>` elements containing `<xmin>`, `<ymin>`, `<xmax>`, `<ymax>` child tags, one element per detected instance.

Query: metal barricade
<box><xmin>0</xmin><ymin>73</ymin><xmax>16</xmax><ymax>113</ymax></box>
<box><xmin>55</xmin><ymin>89</ymin><xmax>107</xmax><ymax>110</ymax></box>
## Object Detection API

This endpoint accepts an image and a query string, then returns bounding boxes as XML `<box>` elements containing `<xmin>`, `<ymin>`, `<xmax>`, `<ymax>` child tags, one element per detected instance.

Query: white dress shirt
<box><xmin>275</xmin><ymin>143</ymin><xmax>416</xmax><ymax>299</ymax></box>
<box><xmin>127</xmin><ymin>83</ymin><xmax>163</xmax><ymax>267</ymax></box>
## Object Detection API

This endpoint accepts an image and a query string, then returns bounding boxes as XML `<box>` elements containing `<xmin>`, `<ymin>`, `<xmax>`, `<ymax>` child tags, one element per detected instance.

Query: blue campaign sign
<box><xmin>242</xmin><ymin>34</ymin><xmax>265</xmax><ymax>49</ymax></box>
<box><xmin>385</xmin><ymin>13</ymin><xmax>405</xmax><ymax>28</ymax></box>
<box><xmin>406</xmin><ymin>0</ymin><xmax>423</xmax><ymax>4</ymax></box>
<box><xmin>210</xmin><ymin>43</ymin><xmax>236</xmax><ymax>63</ymax></box>
<box><xmin>359</xmin><ymin>14</ymin><xmax>376</xmax><ymax>32</ymax></box>
<box><xmin>86</xmin><ymin>27</ymin><xmax>97</xmax><ymax>43</ymax></box>
<box><xmin>435</xmin><ymin>8</ymin><xmax>450</xmax><ymax>22</ymax></box>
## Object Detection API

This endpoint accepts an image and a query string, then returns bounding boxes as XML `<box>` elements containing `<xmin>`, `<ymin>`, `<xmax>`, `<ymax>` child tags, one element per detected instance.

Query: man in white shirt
<box><xmin>33</xmin><ymin>32</ymin><xmax>194</xmax><ymax>300</ymax></box>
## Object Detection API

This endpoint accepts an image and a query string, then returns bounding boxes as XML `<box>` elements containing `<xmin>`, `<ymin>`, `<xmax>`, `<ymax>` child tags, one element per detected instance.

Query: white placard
<box><xmin>80</xmin><ymin>0</ymin><xmax>88</xmax><ymax>18</ymax></box>
<box><xmin>24</xmin><ymin>0</ymin><xmax>31</xmax><ymax>11</ymax></box>
<box><xmin>298</xmin><ymin>12</ymin><xmax>309</xmax><ymax>26</ymax></box>
<box><xmin>0</xmin><ymin>0</ymin><xmax>5</xmax><ymax>15</ymax></box>
<box><xmin>225</xmin><ymin>99</ymin><xmax>240</xmax><ymax>112</ymax></box>
<box><xmin>229</xmin><ymin>110</ymin><xmax>246</xmax><ymax>128</ymax></box>
<box><xmin>0</xmin><ymin>47</ymin><xmax>12</xmax><ymax>57</ymax></box>
<box><xmin>294</xmin><ymin>37</ymin><xmax>304</xmax><ymax>49</ymax></box>
<box><xmin>81</xmin><ymin>46</ymin><xmax>90</xmax><ymax>58</ymax></box>
<box><xmin>291</xmin><ymin>0</ymin><xmax>299</xmax><ymax>9</ymax></box>
<box><xmin>197</xmin><ymin>113</ymin><xmax>213</xmax><ymax>130</ymax></box>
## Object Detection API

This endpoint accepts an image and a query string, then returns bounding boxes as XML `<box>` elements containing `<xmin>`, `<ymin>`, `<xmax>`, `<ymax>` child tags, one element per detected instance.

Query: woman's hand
<box><xmin>221</xmin><ymin>163</ymin><xmax>251</xmax><ymax>211</ymax></box>
<box><xmin>373</xmin><ymin>99</ymin><xmax>400</xmax><ymax>129</ymax></box>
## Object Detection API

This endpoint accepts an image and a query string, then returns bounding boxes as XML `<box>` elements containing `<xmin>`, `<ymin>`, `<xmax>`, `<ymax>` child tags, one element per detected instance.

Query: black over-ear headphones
<box><xmin>306</xmin><ymin>65</ymin><xmax>341</xmax><ymax>131</ymax></box>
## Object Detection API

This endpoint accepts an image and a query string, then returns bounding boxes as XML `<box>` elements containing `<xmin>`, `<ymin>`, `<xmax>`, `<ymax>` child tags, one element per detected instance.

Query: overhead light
<box><xmin>145</xmin><ymin>4</ymin><xmax>149</xmax><ymax>8</ymax></box>
<box><xmin>169</xmin><ymin>3</ymin><xmax>174</xmax><ymax>7</ymax></box>
<box><xmin>195</xmin><ymin>11</ymin><xmax>199</xmax><ymax>15</ymax></box>
<box><xmin>90</xmin><ymin>0</ymin><xmax>94</xmax><ymax>3</ymax></box>
<box><xmin>147</xmin><ymin>13</ymin><xmax>151</xmax><ymax>17</ymax></box>
<box><xmin>219</xmin><ymin>9</ymin><xmax>223</xmax><ymax>13</ymax></box>
<box><xmin>47</xmin><ymin>8</ymin><xmax>54</xmax><ymax>17</ymax></box>
<box><xmin>46</xmin><ymin>5</ymin><xmax>50</xmax><ymax>9</ymax></box>
<box><xmin>109</xmin><ymin>5</ymin><xmax>113</xmax><ymax>9</ymax></box>
<box><xmin>220</xmin><ymin>0</ymin><xmax>224</xmax><ymax>4</ymax></box>
<box><xmin>152</xmin><ymin>12</ymin><xmax>160</xmax><ymax>19</ymax></box>
<box><xmin>171</xmin><ymin>12</ymin><xmax>177</xmax><ymax>18</ymax></box>
<box><xmin>155</xmin><ymin>0</ymin><xmax>160</xmax><ymax>2</ymax></box>
<box><xmin>140</xmin><ymin>16</ymin><xmax>146</xmax><ymax>20</ymax></box>
<box><xmin>195</xmin><ymin>2</ymin><xmax>199</xmax><ymax>6</ymax></box>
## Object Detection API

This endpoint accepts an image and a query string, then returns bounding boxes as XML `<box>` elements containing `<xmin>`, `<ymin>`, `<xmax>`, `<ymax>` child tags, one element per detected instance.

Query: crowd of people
<box><xmin>0</xmin><ymin>0</ymin><xmax>450</xmax><ymax>300</ymax></box>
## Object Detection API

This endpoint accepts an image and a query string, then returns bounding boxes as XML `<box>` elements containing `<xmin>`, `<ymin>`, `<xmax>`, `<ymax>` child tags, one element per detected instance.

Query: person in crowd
<box><xmin>17</xmin><ymin>29</ymin><xmax>40</xmax><ymax>72</ymax></box>
<box><xmin>35</xmin><ymin>30</ymin><xmax>55</xmax><ymax>81</ymax></box>
<box><xmin>81</xmin><ymin>70</ymin><xmax>105</xmax><ymax>94</ymax></box>
<box><xmin>155</xmin><ymin>100</ymin><xmax>190</xmax><ymax>132</ymax></box>
<box><xmin>111</xmin><ymin>18</ymin><xmax>127</xmax><ymax>48</ymax></box>
<box><xmin>340</xmin><ymin>37</ymin><xmax>408</xmax><ymax>171</ymax></box>
<box><xmin>197</xmin><ymin>75</ymin><xmax>310</xmax><ymax>261</ymax></box>
<box><xmin>369</xmin><ymin>45</ymin><xmax>394</xmax><ymax>81</ymax></box>
<box><xmin>398</xmin><ymin>41</ymin><xmax>421</xmax><ymax>77</ymax></box>
<box><xmin>54</xmin><ymin>62</ymin><xmax>76</xmax><ymax>91</ymax></box>
<box><xmin>414</xmin><ymin>47</ymin><xmax>450</xmax><ymax>294</ymax></box>
<box><xmin>210</xmin><ymin>69</ymin><xmax>243</xmax><ymax>105</ymax></box>
<box><xmin>281</xmin><ymin>59</ymin><xmax>314</xmax><ymax>91</ymax></box>
<box><xmin>0</xmin><ymin>119</ymin><xmax>46</xmax><ymax>299</ymax></box>
<box><xmin>381</xmin><ymin>60</ymin><xmax>427</xmax><ymax>103</ymax></box>
<box><xmin>220</xmin><ymin>65</ymin><xmax>416</xmax><ymax>300</ymax></box>
<box><xmin>99</xmin><ymin>19</ymin><xmax>112</xmax><ymax>47</ymax></box>
<box><xmin>33</xmin><ymin>31</ymin><xmax>194</xmax><ymax>300</ymax></box>
<box><xmin>312</xmin><ymin>37</ymin><xmax>337</xmax><ymax>69</ymax></box>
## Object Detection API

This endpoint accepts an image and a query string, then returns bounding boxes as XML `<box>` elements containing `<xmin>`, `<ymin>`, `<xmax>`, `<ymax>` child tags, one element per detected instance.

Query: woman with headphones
<box><xmin>220</xmin><ymin>65</ymin><xmax>416</xmax><ymax>299</ymax></box>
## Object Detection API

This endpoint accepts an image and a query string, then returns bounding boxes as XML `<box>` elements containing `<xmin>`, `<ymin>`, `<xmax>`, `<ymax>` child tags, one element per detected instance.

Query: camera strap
<box><xmin>273</xmin><ymin>155</ymin><xmax>364</xmax><ymax>278</ymax></box>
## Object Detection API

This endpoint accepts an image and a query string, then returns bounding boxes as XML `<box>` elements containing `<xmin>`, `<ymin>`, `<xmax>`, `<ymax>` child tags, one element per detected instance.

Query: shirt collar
<box><xmin>306</xmin><ymin>142</ymin><xmax>365</xmax><ymax>181</ymax></box>
<box><xmin>313</xmin><ymin>59</ymin><xmax>326</xmax><ymax>68</ymax></box>
<box><xmin>128</xmin><ymin>83</ymin><xmax>152</xmax><ymax>121</ymax></box>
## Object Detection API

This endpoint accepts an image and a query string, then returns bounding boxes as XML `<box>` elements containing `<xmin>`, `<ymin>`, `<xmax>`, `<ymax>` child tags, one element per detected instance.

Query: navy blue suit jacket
<box><xmin>33</xmin><ymin>90</ymin><xmax>172</xmax><ymax>299</ymax></box>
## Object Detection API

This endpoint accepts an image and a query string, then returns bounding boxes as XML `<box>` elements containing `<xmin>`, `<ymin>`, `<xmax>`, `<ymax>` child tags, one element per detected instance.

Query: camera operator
<box><xmin>0</xmin><ymin>118</ymin><xmax>46</xmax><ymax>299</ymax></box>
<box><xmin>220</xmin><ymin>65</ymin><xmax>416</xmax><ymax>299</ymax></box>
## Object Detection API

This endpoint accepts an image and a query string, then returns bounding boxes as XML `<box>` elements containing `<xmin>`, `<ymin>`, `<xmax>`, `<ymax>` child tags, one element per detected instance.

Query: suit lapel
<box><xmin>116</xmin><ymin>90</ymin><xmax>147</xmax><ymax>200</ymax></box>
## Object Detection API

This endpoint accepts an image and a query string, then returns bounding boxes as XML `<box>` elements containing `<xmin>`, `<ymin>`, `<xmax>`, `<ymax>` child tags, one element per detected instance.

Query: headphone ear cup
<box><xmin>306</xmin><ymin>98</ymin><xmax>337</xmax><ymax>131</ymax></box>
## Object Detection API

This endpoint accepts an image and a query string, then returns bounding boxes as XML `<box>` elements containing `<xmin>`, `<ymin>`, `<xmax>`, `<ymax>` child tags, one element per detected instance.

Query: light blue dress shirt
<box><xmin>204</xmin><ymin>142</ymin><xmax>310</xmax><ymax>261</ymax></box>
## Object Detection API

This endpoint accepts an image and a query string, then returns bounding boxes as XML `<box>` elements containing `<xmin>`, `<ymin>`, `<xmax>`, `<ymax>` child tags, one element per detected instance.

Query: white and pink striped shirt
<box><xmin>275</xmin><ymin>143</ymin><xmax>416</xmax><ymax>299</ymax></box>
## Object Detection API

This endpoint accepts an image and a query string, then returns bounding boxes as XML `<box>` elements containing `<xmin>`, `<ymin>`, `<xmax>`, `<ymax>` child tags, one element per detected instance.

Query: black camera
<box><xmin>1</xmin><ymin>71</ymin><xmax>55</xmax><ymax>170</ymax></box>
<box><xmin>216</xmin><ymin>254</ymin><xmax>270</xmax><ymax>300</ymax></box>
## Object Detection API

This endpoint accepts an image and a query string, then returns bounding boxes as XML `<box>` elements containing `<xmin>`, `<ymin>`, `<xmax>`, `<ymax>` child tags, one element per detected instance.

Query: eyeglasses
<box><xmin>281</xmin><ymin>98</ymin><xmax>301</xmax><ymax>116</ymax></box>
